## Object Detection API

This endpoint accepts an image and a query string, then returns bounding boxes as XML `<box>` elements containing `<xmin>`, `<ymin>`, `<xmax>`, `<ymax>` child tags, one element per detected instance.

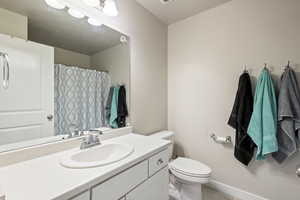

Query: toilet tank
<box><xmin>150</xmin><ymin>131</ymin><xmax>174</xmax><ymax>160</ymax></box>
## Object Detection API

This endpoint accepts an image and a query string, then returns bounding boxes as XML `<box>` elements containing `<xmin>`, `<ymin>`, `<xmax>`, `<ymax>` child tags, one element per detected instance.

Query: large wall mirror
<box><xmin>0</xmin><ymin>0</ymin><xmax>130</xmax><ymax>152</ymax></box>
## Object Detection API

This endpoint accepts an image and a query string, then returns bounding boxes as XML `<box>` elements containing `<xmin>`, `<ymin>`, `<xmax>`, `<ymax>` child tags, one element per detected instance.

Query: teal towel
<box><xmin>247</xmin><ymin>68</ymin><xmax>278</xmax><ymax>160</ymax></box>
<box><xmin>109</xmin><ymin>86</ymin><xmax>120</xmax><ymax>128</ymax></box>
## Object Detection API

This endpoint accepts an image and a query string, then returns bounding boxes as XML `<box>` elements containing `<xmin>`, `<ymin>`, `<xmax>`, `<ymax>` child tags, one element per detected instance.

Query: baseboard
<box><xmin>206</xmin><ymin>179</ymin><xmax>269</xmax><ymax>200</ymax></box>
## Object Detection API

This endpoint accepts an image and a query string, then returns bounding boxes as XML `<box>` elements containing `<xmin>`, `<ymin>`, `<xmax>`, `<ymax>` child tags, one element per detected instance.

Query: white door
<box><xmin>0</xmin><ymin>33</ymin><xmax>54</xmax><ymax>146</ymax></box>
<box><xmin>126</xmin><ymin>167</ymin><xmax>169</xmax><ymax>200</ymax></box>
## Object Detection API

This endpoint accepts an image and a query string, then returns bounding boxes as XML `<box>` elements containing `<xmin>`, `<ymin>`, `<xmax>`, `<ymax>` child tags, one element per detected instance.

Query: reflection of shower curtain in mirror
<box><xmin>54</xmin><ymin>64</ymin><xmax>111</xmax><ymax>135</ymax></box>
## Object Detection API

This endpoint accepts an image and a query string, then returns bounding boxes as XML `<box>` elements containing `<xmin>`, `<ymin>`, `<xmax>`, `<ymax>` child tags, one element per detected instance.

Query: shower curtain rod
<box><xmin>95</xmin><ymin>69</ymin><xmax>109</xmax><ymax>73</ymax></box>
<box><xmin>56</xmin><ymin>63</ymin><xmax>109</xmax><ymax>73</ymax></box>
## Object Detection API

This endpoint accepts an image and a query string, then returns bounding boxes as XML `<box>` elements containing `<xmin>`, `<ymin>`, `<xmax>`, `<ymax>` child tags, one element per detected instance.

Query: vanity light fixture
<box><xmin>44</xmin><ymin>0</ymin><xmax>118</xmax><ymax>17</ymax></box>
<box><xmin>45</xmin><ymin>0</ymin><xmax>66</xmax><ymax>9</ymax></box>
<box><xmin>87</xmin><ymin>18</ymin><xmax>103</xmax><ymax>26</ymax></box>
<box><xmin>103</xmin><ymin>0</ymin><xmax>118</xmax><ymax>17</ymax></box>
<box><xmin>68</xmin><ymin>8</ymin><xmax>85</xmax><ymax>19</ymax></box>
<box><xmin>82</xmin><ymin>0</ymin><xmax>118</xmax><ymax>17</ymax></box>
<box><xmin>44</xmin><ymin>0</ymin><xmax>115</xmax><ymax>27</ymax></box>
<box><xmin>160</xmin><ymin>0</ymin><xmax>176</xmax><ymax>4</ymax></box>
<box><xmin>83</xmin><ymin>0</ymin><xmax>100</xmax><ymax>7</ymax></box>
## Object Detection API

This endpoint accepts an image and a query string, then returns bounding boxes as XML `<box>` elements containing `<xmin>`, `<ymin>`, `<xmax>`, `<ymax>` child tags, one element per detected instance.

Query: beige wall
<box><xmin>0</xmin><ymin>7</ymin><xmax>28</xmax><ymax>40</ymax></box>
<box><xmin>168</xmin><ymin>0</ymin><xmax>300</xmax><ymax>199</ymax></box>
<box><xmin>54</xmin><ymin>47</ymin><xmax>91</xmax><ymax>68</ymax></box>
<box><xmin>91</xmin><ymin>44</ymin><xmax>131</xmax><ymax>122</ymax></box>
<box><xmin>91</xmin><ymin>44</ymin><xmax>130</xmax><ymax>86</ymax></box>
<box><xmin>65</xmin><ymin>0</ymin><xmax>168</xmax><ymax>134</ymax></box>
<box><xmin>112</xmin><ymin>1</ymin><xmax>167</xmax><ymax>134</ymax></box>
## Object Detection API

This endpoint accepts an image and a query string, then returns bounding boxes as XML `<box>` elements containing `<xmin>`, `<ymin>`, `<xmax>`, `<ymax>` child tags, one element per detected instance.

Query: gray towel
<box><xmin>272</xmin><ymin>68</ymin><xmax>300</xmax><ymax>163</ymax></box>
<box><xmin>105</xmin><ymin>86</ymin><xmax>114</xmax><ymax>122</ymax></box>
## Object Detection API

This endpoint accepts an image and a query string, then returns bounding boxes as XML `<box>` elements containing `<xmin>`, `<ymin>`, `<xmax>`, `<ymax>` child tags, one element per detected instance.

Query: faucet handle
<box><xmin>81</xmin><ymin>136</ymin><xmax>88</xmax><ymax>143</ymax></box>
<box><xmin>89</xmin><ymin>129</ymin><xmax>103</xmax><ymax>135</ymax></box>
<box><xmin>68</xmin><ymin>124</ymin><xmax>79</xmax><ymax>138</ymax></box>
<box><xmin>80</xmin><ymin>132</ymin><xmax>101</xmax><ymax>149</ymax></box>
<box><xmin>93</xmin><ymin>134</ymin><xmax>100</xmax><ymax>143</ymax></box>
<box><xmin>87</xmin><ymin>134</ymin><xmax>95</xmax><ymax>143</ymax></box>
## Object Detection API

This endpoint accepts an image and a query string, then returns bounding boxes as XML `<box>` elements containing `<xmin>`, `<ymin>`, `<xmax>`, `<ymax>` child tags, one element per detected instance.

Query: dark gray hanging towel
<box><xmin>105</xmin><ymin>86</ymin><xmax>114</xmax><ymax>122</ymax></box>
<box><xmin>228</xmin><ymin>72</ymin><xmax>256</xmax><ymax>166</ymax></box>
<box><xmin>272</xmin><ymin>68</ymin><xmax>300</xmax><ymax>163</ymax></box>
<box><xmin>117</xmin><ymin>85</ymin><xmax>128</xmax><ymax>128</ymax></box>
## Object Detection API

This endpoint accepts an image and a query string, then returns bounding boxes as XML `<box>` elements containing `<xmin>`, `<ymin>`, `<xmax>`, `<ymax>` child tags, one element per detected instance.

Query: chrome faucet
<box><xmin>68</xmin><ymin>124</ymin><xmax>80</xmax><ymax>138</ymax></box>
<box><xmin>80</xmin><ymin>131</ymin><xmax>102</xmax><ymax>149</ymax></box>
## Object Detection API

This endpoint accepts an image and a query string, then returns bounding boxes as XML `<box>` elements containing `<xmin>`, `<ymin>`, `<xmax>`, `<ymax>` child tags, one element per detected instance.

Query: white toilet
<box><xmin>151</xmin><ymin>131</ymin><xmax>212</xmax><ymax>200</ymax></box>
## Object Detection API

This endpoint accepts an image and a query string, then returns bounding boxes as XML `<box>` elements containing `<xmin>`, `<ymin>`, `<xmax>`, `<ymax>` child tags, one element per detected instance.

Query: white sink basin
<box><xmin>60</xmin><ymin>143</ymin><xmax>134</xmax><ymax>169</ymax></box>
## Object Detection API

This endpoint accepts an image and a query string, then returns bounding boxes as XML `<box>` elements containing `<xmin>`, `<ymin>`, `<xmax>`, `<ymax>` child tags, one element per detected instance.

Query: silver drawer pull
<box><xmin>297</xmin><ymin>167</ymin><xmax>300</xmax><ymax>178</ymax></box>
<box><xmin>1</xmin><ymin>52</ymin><xmax>9</xmax><ymax>89</ymax></box>
<box><xmin>157</xmin><ymin>158</ymin><xmax>164</xmax><ymax>166</ymax></box>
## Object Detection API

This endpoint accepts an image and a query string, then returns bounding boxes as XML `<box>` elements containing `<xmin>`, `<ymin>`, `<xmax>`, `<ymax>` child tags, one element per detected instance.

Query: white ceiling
<box><xmin>0</xmin><ymin>0</ymin><xmax>123</xmax><ymax>55</ymax></box>
<box><xmin>135</xmin><ymin>0</ymin><xmax>231</xmax><ymax>24</ymax></box>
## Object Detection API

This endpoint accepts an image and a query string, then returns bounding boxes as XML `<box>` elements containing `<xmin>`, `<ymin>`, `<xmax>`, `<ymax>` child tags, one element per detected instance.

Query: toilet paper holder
<box><xmin>210</xmin><ymin>133</ymin><xmax>232</xmax><ymax>144</ymax></box>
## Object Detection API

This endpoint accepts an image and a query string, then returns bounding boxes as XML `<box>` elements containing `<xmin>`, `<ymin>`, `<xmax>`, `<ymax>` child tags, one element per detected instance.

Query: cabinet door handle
<box><xmin>157</xmin><ymin>158</ymin><xmax>164</xmax><ymax>166</ymax></box>
<box><xmin>297</xmin><ymin>167</ymin><xmax>300</xmax><ymax>178</ymax></box>
<box><xmin>1</xmin><ymin>52</ymin><xmax>9</xmax><ymax>89</ymax></box>
<box><xmin>47</xmin><ymin>114</ymin><xmax>54</xmax><ymax>121</ymax></box>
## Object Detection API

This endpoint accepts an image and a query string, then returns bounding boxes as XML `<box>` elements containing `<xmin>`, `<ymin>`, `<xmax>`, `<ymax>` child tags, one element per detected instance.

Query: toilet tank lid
<box><xmin>151</xmin><ymin>130</ymin><xmax>174</xmax><ymax>139</ymax></box>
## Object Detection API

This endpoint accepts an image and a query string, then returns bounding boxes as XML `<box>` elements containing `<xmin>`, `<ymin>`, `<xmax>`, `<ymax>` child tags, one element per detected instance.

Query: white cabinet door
<box><xmin>92</xmin><ymin>161</ymin><xmax>148</xmax><ymax>200</ymax></box>
<box><xmin>126</xmin><ymin>167</ymin><xmax>169</xmax><ymax>200</ymax></box>
<box><xmin>0</xmin><ymin>34</ymin><xmax>54</xmax><ymax>145</ymax></box>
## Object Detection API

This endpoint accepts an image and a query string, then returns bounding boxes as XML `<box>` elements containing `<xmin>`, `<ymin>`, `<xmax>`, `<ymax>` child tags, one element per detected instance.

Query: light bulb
<box><xmin>44</xmin><ymin>0</ymin><xmax>66</xmax><ymax>10</ymax></box>
<box><xmin>103</xmin><ymin>0</ymin><xmax>118</xmax><ymax>17</ymax></box>
<box><xmin>87</xmin><ymin>18</ymin><xmax>103</xmax><ymax>26</ymax></box>
<box><xmin>83</xmin><ymin>0</ymin><xmax>99</xmax><ymax>7</ymax></box>
<box><xmin>68</xmin><ymin>8</ymin><xmax>85</xmax><ymax>19</ymax></box>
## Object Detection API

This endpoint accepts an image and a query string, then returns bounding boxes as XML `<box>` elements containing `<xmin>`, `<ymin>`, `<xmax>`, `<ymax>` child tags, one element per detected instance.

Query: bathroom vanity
<box><xmin>0</xmin><ymin>134</ymin><xmax>171</xmax><ymax>200</ymax></box>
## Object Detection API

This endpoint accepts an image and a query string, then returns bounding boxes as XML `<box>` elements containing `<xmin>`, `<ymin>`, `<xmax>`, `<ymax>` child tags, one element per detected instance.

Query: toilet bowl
<box><xmin>169</xmin><ymin>157</ymin><xmax>212</xmax><ymax>200</ymax></box>
<box><xmin>150</xmin><ymin>131</ymin><xmax>212</xmax><ymax>200</ymax></box>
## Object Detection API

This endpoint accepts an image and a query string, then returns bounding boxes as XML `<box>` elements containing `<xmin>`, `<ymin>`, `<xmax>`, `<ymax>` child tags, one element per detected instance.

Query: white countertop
<box><xmin>0</xmin><ymin>134</ymin><xmax>170</xmax><ymax>200</ymax></box>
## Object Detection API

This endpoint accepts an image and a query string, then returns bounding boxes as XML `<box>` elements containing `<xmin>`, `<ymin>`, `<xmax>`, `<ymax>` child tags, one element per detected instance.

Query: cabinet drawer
<box><xmin>92</xmin><ymin>161</ymin><xmax>148</xmax><ymax>200</ymax></box>
<box><xmin>148</xmin><ymin>149</ymin><xmax>169</xmax><ymax>177</ymax></box>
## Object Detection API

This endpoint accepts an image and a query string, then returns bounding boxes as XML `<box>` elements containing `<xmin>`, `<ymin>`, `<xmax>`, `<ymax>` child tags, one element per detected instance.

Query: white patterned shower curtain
<box><xmin>54</xmin><ymin>64</ymin><xmax>111</xmax><ymax>135</ymax></box>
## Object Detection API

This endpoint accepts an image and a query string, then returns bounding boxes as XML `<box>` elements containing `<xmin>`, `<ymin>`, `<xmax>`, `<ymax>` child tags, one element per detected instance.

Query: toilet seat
<box><xmin>169</xmin><ymin>157</ymin><xmax>212</xmax><ymax>183</ymax></box>
<box><xmin>150</xmin><ymin>132</ymin><xmax>211</xmax><ymax>200</ymax></box>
